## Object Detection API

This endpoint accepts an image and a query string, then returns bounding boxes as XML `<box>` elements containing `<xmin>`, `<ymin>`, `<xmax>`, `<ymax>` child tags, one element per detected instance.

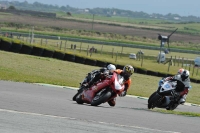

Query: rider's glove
<box><xmin>119</xmin><ymin>91</ymin><xmax>126</xmax><ymax>97</ymax></box>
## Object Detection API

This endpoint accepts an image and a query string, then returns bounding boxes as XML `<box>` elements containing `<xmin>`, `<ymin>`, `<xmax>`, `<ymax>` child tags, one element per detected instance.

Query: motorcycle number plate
<box><xmin>164</xmin><ymin>84</ymin><xmax>171</xmax><ymax>89</ymax></box>
<box><xmin>161</xmin><ymin>83</ymin><xmax>173</xmax><ymax>92</ymax></box>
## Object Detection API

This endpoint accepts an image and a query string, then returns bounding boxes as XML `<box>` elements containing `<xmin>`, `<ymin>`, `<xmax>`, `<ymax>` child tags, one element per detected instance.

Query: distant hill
<box><xmin>1</xmin><ymin>0</ymin><xmax>200</xmax><ymax>22</ymax></box>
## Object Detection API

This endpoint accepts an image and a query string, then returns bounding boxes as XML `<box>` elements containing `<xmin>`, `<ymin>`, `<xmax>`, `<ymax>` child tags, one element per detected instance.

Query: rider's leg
<box><xmin>107</xmin><ymin>98</ymin><xmax>116</xmax><ymax>107</ymax></box>
<box><xmin>87</xmin><ymin>73</ymin><xmax>101</xmax><ymax>87</ymax></box>
<box><xmin>179</xmin><ymin>88</ymin><xmax>189</xmax><ymax>104</ymax></box>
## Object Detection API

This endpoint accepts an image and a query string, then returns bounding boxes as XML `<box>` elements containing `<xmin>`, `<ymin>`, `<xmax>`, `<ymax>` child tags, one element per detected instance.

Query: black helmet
<box><xmin>123</xmin><ymin>65</ymin><xmax>134</xmax><ymax>78</ymax></box>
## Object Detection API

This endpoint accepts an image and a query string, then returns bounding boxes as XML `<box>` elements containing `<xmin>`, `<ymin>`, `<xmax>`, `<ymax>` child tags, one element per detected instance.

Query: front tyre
<box><xmin>72</xmin><ymin>86</ymin><xmax>85</xmax><ymax>101</ymax></box>
<box><xmin>76</xmin><ymin>93</ymin><xmax>84</xmax><ymax>104</ymax></box>
<box><xmin>148</xmin><ymin>91</ymin><xmax>157</xmax><ymax>103</ymax></box>
<box><xmin>72</xmin><ymin>92</ymin><xmax>79</xmax><ymax>101</ymax></box>
<box><xmin>148</xmin><ymin>93</ymin><xmax>162</xmax><ymax>109</ymax></box>
<box><xmin>91</xmin><ymin>90</ymin><xmax>112</xmax><ymax>106</ymax></box>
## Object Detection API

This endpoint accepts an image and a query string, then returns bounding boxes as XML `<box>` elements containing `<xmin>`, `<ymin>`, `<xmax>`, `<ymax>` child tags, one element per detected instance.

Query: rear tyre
<box><xmin>91</xmin><ymin>90</ymin><xmax>112</xmax><ymax>106</ymax></box>
<box><xmin>166</xmin><ymin>103</ymin><xmax>179</xmax><ymax>110</ymax></box>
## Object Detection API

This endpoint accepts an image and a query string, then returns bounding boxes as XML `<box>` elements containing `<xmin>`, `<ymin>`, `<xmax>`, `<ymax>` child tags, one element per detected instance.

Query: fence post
<box><xmin>168</xmin><ymin>56</ymin><xmax>172</xmax><ymax>72</ymax></box>
<box><xmin>100</xmin><ymin>45</ymin><xmax>103</xmax><ymax>55</ymax></box>
<box><xmin>115</xmin><ymin>51</ymin><xmax>118</xmax><ymax>62</ymax></box>
<box><xmin>178</xmin><ymin>56</ymin><xmax>180</xmax><ymax>66</ymax></box>
<box><xmin>192</xmin><ymin>63</ymin><xmax>195</xmax><ymax>76</ymax></box>
<box><xmin>45</xmin><ymin>39</ymin><xmax>47</xmax><ymax>46</ymax></box>
<box><xmin>174</xmin><ymin>56</ymin><xmax>176</xmax><ymax>66</ymax></box>
<box><xmin>141</xmin><ymin>54</ymin><xmax>144</xmax><ymax>67</ymax></box>
<box><xmin>79</xmin><ymin>42</ymin><xmax>82</xmax><ymax>53</ymax></box>
<box><xmin>41</xmin><ymin>38</ymin><xmax>42</xmax><ymax>45</ymax></box>
<box><xmin>87</xmin><ymin>45</ymin><xmax>89</xmax><ymax>56</ymax></box>
<box><xmin>64</xmin><ymin>41</ymin><xmax>67</xmax><ymax>52</ymax></box>
<box><xmin>184</xmin><ymin>58</ymin><xmax>187</xmax><ymax>69</ymax></box>
<box><xmin>60</xmin><ymin>41</ymin><xmax>62</xmax><ymax>50</ymax></box>
<box><xmin>196</xmin><ymin>67</ymin><xmax>199</xmax><ymax>76</ymax></box>
<box><xmin>181</xmin><ymin>57</ymin><xmax>184</xmax><ymax>67</ymax></box>
<box><xmin>120</xmin><ymin>46</ymin><xmax>123</xmax><ymax>58</ymax></box>
<box><xmin>112</xmin><ymin>48</ymin><xmax>114</xmax><ymax>58</ymax></box>
<box><xmin>189</xmin><ymin>60</ymin><xmax>191</xmax><ymax>71</ymax></box>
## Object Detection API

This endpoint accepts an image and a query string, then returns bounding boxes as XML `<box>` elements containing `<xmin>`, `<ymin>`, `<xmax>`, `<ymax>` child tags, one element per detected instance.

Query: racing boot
<box><xmin>107</xmin><ymin>98</ymin><xmax>116</xmax><ymax>107</ymax></box>
<box><xmin>179</xmin><ymin>94</ymin><xmax>187</xmax><ymax>104</ymax></box>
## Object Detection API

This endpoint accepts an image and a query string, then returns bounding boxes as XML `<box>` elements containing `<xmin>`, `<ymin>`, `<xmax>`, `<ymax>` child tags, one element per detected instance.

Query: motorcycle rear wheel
<box><xmin>91</xmin><ymin>90</ymin><xmax>112</xmax><ymax>106</ymax></box>
<box><xmin>166</xmin><ymin>103</ymin><xmax>179</xmax><ymax>110</ymax></box>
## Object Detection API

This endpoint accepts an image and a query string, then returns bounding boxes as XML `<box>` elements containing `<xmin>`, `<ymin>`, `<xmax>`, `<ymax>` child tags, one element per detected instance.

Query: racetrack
<box><xmin>0</xmin><ymin>80</ymin><xmax>199</xmax><ymax>133</ymax></box>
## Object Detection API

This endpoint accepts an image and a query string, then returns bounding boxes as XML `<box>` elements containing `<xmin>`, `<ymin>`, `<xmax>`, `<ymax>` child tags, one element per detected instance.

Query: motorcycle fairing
<box><xmin>114</xmin><ymin>78</ymin><xmax>123</xmax><ymax>90</ymax></box>
<box><xmin>79</xmin><ymin>72</ymin><xmax>124</xmax><ymax>104</ymax></box>
<box><xmin>159</xmin><ymin>81</ymin><xmax>176</xmax><ymax>93</ymax></box>
<box><xmin>82</xmin><ymin>77</ymin><xmax>113</xmax><ymax>103</ymax></box>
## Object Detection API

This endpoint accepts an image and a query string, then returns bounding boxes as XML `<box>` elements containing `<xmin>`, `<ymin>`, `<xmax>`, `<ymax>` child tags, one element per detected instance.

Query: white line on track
<box><xmin>0</xmin><ymin>108</ymin><xmax>179</xmax><ymax>133</ymax></box>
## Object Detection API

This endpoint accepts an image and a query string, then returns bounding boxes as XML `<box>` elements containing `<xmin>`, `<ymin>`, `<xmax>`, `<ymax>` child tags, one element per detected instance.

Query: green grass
<box><xmin>1</xmin><ymin>36</ymin><xmax>200</xmax><ymax>80</ymax></box>
<box><xmin>1</xmin><ymin>25</ymin><xmax>200</xmax><ymax>52</ymax></box>
<box><xmin>0</xmin><ymin>50</ymin><xmax>199</xmax><ymax>105</ymax></box>
<box><xmin>152</xmin><ymin>109</ymin><xmax>200</xmax><ymax>117</ymax></box>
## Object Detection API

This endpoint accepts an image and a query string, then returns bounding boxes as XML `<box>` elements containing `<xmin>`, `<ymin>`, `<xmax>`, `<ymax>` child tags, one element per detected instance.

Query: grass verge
<box><xmin>152</xmin><ymin>109</ymin><xmax>200</xmax><ymax>117</ymax></box>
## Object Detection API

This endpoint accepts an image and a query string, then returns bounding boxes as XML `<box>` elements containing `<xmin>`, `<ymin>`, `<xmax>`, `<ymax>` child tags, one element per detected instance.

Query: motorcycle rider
<box><xmin>82</xmin><ymin>64</ymin><xmax>116</xmax><ymax>88</ymax></box>
<box><xmin>72</xmin><ymin>64</ymin><xmax>116</xmax><ymax>101</ymax></box>
<box><xmin>107</xmin><ymin>65</ymin><xmax>134</xmax><ymax>106</ymax></box>
<box><xmin>160</xmin><ymin>68</ymin><xmax>191</xmax><ymax>106</ymax></box>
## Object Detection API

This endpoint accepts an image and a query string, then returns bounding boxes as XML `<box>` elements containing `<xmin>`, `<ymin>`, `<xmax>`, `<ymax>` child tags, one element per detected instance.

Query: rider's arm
<box><xmin>114</xmin><ymin>69</ymin><xmax>123</xmax><ymax>74</ymax></box>
<box><xmin>99</xmin><ymin>67</ymin><xmax>107</xmax><ymax>73</ymax></box>
<box><xmin>124</xmin><ymin>79</ymin><xmax>131</xmax><ymax>91</ymax></box>
<box><xmin>119</xmin><ymin>79</ymin><xmax>131</xmax><ymax>97</ymax></box>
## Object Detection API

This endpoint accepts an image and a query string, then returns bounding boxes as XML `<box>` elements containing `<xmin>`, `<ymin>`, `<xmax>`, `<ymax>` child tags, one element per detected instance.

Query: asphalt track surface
<box><xmin>0</xmin><ymin>80</ymin><xmax>199</xmax><ymax>133</ymax></box>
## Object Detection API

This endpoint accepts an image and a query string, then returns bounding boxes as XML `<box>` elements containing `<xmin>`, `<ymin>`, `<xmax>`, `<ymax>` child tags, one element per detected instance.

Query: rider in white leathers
<box><xmin>160</xmin><ymin>68</ymin><xmax>191</xmax><ymax>104</ymax></box>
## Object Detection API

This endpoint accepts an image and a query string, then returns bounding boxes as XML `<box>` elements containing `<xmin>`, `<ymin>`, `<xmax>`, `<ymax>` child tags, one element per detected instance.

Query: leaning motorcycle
<box><xmin>148</xmin><ymin>79</ymin><xmax>185</xmax><ymax>110</ymax></box>
<box><xmin>72</xmin><ymin>70</ymin><xmax>98</xmax><ymax>101</ymax></box>
<box><xmin>75</xmin><ymin>72</ymin><xmax>125</xmax><ymax>106</ymax></box>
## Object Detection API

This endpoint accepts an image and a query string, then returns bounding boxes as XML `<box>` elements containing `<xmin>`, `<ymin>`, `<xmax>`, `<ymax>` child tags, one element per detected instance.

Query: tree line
<box><xmin>1</xmin><ymin>1</ymin><xmax>200</xmax><ymax>22</ymax></box>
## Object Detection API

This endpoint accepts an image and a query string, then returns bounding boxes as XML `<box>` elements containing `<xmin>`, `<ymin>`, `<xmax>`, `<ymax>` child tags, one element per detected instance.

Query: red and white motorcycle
<box><xmin>75</xmin><ymin>72</ymin><xmax>125</xmax><ymax>106</ymax></box>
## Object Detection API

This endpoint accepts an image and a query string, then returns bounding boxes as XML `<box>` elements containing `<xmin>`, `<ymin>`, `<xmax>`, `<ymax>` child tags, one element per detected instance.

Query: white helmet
<box><xmin>107</xmin><ymin>64</ymin><xmax>116</xmax><ymax>72</ymax></box>
<box><xmin>181</xmin><ymin>70</ymin><xmax>190</xmax><ymax>81</ymax></box>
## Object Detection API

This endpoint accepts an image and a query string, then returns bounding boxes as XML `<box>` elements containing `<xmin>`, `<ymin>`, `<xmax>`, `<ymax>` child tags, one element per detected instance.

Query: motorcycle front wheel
<box><xmin>76</xmin><ymin>93</ymin><xmax>84</xmax><ymax>104</ymax></box>
<box><xmin>148</xmin><ymin>91</ymin><xmax>157</xmax><ymax>103</ymax></box>
<box><xmin>72</xmin><ymin>92</ymin><xmax>79</xmax><ymax>101</ymax></box>
<box><xmin>148</xmin><ymin>93</ymin><xmax>162</xmax><ymax>109</ymax></box>
<box><xmin>91</xmin><ymin>90</ymin><xmax>112</xmax><ymax>106</ymax></box>
<box><xmin>72</xmin><ymin>86</ymin><xmax>85</xmax><ymax>101</ymax></box>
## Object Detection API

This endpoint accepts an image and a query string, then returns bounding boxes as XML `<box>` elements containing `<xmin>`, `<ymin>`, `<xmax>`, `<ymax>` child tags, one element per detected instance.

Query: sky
<box><xmin>5</xmin><ymin>0</ymin><xmax>200</xmax><ymax>17</ymax></box>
